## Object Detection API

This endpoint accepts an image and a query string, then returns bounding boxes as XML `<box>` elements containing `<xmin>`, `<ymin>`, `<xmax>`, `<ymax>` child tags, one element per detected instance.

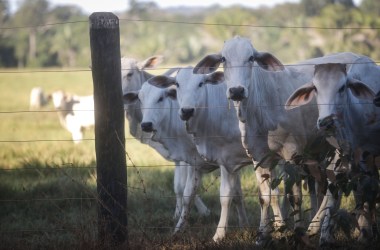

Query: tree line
<box><xmin>0</xmin><ymin>0</ymin><xmax>379</xmax><ymax>68</ymax></box>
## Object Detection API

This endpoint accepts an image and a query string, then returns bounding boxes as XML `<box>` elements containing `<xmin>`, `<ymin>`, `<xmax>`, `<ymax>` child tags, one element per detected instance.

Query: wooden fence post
<box><xmin>89</xmin><ymin>12</ymin><xmax>127</xmax><ymax>246</ymax></box>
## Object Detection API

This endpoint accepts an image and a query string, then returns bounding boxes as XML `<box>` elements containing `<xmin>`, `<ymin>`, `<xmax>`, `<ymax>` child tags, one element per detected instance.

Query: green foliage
<box><xmin>1</xmin><ymin>0</ymin><xmax>379</xmax><ymax>68</ymax></box>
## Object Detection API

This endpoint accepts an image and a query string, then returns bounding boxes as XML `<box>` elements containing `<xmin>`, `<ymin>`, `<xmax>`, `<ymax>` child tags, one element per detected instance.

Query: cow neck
<box><xmin>245</xmin><ymin>66</ymin><xmax>281</xmax><ymax>132</ymax></box>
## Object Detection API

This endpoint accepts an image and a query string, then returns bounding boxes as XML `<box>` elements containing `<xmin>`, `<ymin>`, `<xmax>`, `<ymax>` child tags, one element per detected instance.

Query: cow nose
<box><xmin>318</xmin><ymin>116</ymin><xmax>335</xmax><ymax>131</ymax></box>
<box><xmin>229</xmin><ymin>87</ymin><xmax>245</xmax><ymax>101</ymax></box>
<box><xmin>141</xmin><ymin>122</ymin><xmax>153</xmax><ymax>132</ymax></box>
<box><xmin>180</xmin><ymin>108</ymin><xmax>194</xmax><ymax>121</ymax></box>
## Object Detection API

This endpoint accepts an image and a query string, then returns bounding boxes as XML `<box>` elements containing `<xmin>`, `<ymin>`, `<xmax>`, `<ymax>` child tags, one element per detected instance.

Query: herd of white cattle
<box><xmin>30</xmin><ymin>36</ymin><xmax>380</xmax><ymax>246</ymax></box>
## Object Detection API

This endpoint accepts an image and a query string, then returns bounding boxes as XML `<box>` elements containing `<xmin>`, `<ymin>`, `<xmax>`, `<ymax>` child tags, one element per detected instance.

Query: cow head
<box><xmin>123</xmin><ymin>82</ymin><xmax>176</xmax><ymax>133</ymax></box>
<box><xmin>285</xmin><ymin>63</ymin><xmax>375</xmax><ymax>131</ymax></box>
<box><xmin>148</xmin><ymin>66</ymin><xmax>224</xmax><ymax>121</ymax></box>
<box><xmin>193</xmin><ymin>36</ymin><xmax>284</xmax><ymax>101</ymax></box>
<box><xmin>120</xmin><ymin>56</ymin><xmax>163</xmax><ymax>95</ymax></box>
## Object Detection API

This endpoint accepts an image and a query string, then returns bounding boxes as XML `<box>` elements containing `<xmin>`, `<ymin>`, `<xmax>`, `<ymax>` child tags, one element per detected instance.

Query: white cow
<box><xmin>148</xmin><ymin>67</ymin><xmax>285</xmax><ymax>242</ymax></box>
<box><xmin>51</xmin><ymin>90</ymin><xmax>94</xmax><ymax>143</ymax></box>
<box><xmin>29</xmin><ymin>87</ymin><xmax>51</xmax><ymax>110</ymax></box>
<box><xmin>121</xmin><ymin>56</ymin><xmax>210</xmax><ymax>222</ymax></box>
<box><xmin>192</xmin><ymin>36</ymin><xmax>362</xmax><ymax>241</ymax></box>
<box><xmin>124</xmin><ymin>81</ymin><xmax>219</xmax><ymax>235</ymax></box>
<box><xmin>285</xmin><ymin>58</ymin><xmax>380</xmax><ymax>244</ymax></box>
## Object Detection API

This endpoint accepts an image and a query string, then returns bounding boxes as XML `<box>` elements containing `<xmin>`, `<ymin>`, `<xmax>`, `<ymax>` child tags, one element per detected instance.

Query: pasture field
<box><xmin>0</xmin><ymin>68</ymin><xmax>374</xmax><ymax>249</ymax></box>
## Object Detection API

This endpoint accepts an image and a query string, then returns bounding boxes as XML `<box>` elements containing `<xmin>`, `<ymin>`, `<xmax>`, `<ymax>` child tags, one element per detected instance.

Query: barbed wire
<box><xmin>0</xmin><ymin>98</ymin><xmax>379</xmax><ymax>115</ymax></box>
<box><xmin>1</xmin><ymin>14</ymin><xmax>377</xmax><ymax>246</ymax></box>
<box><xmin>1</xmin><ymin>17</ymin><xmax>380</xmax><ymax>31</ymax></box>
<box><xmin>0</xmin><ymin>193</ymin><xmax>359</xmax><ymax>204</ymax></box>
<box><xmin>1</xmin><ymin>60</ymin><xmax>380</xmax><ymax>74</ymax></box>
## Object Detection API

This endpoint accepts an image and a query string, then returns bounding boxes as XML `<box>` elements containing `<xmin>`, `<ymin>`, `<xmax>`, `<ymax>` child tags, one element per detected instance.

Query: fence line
<box><xmin>1</xmin><ymin>15</ymin><xmax>378</xmax><ymax>246</ymax></box>
<box><xmin>0</xmin><ymin>99</ymin><xmax>379</xmax><ymax>114</ymax></box>
<box><xmin>1</xmin><ymin>60</ymin><xmax>380</xmax><ymax>74</ymax></box>
<box><xmin>1</xmin><ymin>133</ymin><xmax>379</xmax><ymax>144</ymax></box>
<box><xmin>1</xmin><ymin>18</ymin><xmax>380</xmax><ymax>31</ymax></box>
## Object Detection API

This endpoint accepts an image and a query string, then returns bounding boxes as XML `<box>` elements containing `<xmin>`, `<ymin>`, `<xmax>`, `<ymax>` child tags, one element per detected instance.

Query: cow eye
<box><xmin>198</xmin><ymin>81</ymin><xmax>204</xmax><ymax>87</ymax></box>
<box><xmin>248</xmin><ymin>55</ymin><xmax>255</xmax><ymax>62</ymax></box>
<box><xmin>221</xmin><ymin>57</ymin><xmax>226</xmax><ymax>63</ymax></box>
<box><xmin>338</xmin><ymin>85</ymin><xmax>345</xmax><ymax>93</ymax></box>
<box><xmin>175</xmin><ymin>82</ymin><xmax>179</xmax><ymax>88</ymax></box>
<box><xmin>157</xmin><ymin>96</ymin><xmax>163</xmax><ymax>103</ymax></box>
<box><xmin>127</xmin><ymin>72</ymin><xmax>133</xmax><ymax>77</ymax></box>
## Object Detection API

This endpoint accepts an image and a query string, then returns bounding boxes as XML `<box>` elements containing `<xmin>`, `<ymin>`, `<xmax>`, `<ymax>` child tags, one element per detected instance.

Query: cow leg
<box><xmin>213</xmin><ymin>165</ymin><xmax>241</xmax><ymax>242</ymax></box>
<box><xmin>308</xmin><ymin>176</ymin><xmax>318</xmax><ymax>219</ymax></box>
<box><xmin>290</xmin><ymin>181</ymin><xmax>303</xmax><ymax>229</ymax></box>
<box><xmin>173</xmin><ymin>161</ymin><xmax>187</xmax><ymax>219</ymax></box>
<box><xmin>308</xmin><ymin>190</ymin><xmax>329</xmax><ymax>236</ymax></box>
<box><xmin>173</xmin><ymin>165</ymin><xmax>201</xmax><ymax>234</ymax></box>
<box><xmin>255</xmin><ymin>167</ymin><xmax>284</xmax><ymax>241</ymax></box>
<box><xmin>190</xmin><ymin>166</ymin><xmax>210</xmax><ymax>217</ymax></box>
<box><xmin>356</xmin><ymin>175</ymin><xmax>378</xmax><ymax>243</ymax></box>
<box><xmin>319</xmin><ymin>188</ymin><xmax>342</xmax><ymax>246</ymax></box>
<box><xmin>232</xmin><ymin>171</ymin><xmax>249</xmax><ymax>228</ymax></box>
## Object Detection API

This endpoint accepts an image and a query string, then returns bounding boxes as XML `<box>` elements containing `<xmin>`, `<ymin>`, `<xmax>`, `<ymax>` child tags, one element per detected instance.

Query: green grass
<box><xmin>0</xmin><ymin>69</ymin><xmax>376</xmax><ymax>249</ymax></box>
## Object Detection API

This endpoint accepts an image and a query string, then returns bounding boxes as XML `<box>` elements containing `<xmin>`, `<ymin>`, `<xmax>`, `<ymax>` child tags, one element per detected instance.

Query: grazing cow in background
<box><xmin>124</xmin><ymin>81</ymin><xmax>219</xmax><ymax>235</ymax></box>
<box><xmin>51</xmin><ymin>90</ymin><xmax>94</xmax><ymax>143</ymax></box>
<box><xmin>29</xmin><ymin>87</ymin><xmax>51</xmax><ymax>110</ymax></box>
<box><xmin>121</xmin><ymin>56</ymin><xmax>210</xmax><ymax>222</ymax></box>
<box><xmin>285</xmin><ymin>58</ymin><xmax>380</xmax><ymax>245</ymax></box>
<box><xmin>148</xmin><ymin>67</ymin><xmax>285</xmax><ymax>242</ymax></box>
<box><xmin>192</xmin><ymin>36</ymin><xmax>362</xmax><ymax>241</ymax></box>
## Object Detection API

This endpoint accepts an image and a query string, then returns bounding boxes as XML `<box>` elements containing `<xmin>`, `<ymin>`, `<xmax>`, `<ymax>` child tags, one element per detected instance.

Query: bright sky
<box><xmin>11</xmin><ymin>0</ymin><xmax>301</xmax><ymax>14</ymax></box>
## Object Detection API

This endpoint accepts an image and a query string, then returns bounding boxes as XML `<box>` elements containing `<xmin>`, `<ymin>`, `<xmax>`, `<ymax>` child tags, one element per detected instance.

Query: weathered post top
<box><xmin>89</xmin><ymin>12</ymin><xmax>119</xmax><ymax>29</ymax></box>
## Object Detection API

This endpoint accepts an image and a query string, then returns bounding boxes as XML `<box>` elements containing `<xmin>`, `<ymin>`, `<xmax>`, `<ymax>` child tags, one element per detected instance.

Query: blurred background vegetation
<box><xmin>0</xmin><ymin>0</ymin><xmax>379</xmax><ymax>69</ymax></box>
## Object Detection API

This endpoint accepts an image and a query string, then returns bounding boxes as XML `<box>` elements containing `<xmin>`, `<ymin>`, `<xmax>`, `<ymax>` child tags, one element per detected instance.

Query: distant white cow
<box><xmin>124</xmin><ymin>81</ymin><xmax>219</xmax><ymax>235</ymax></box>
<box><xmin>29</xmin><ymin>87</ymin><xmax>51</xmax><ymax>110</ymax></box>
<box><xmin>148</xmin><ymin>67</ymin><xmax>284</xmax><ymax>242</ymax></box>
<box><xmin>51</xmin><ymin>90</ymin><xmax>94</xmax><ymax>143</ymax></box>
<box><xmin>121</xmin><ymin>56</ymin><xmax>210</xmax><ymax>222</ymax></box>
<box><xmin>285</xmin><ymin>58</ymin><xmax>380</xmax><ymax>244</ymax></box>
<box><xmin>192</xmin><ymin>36</ymin><xmax>362</xmax><ymax>241</ymax></box>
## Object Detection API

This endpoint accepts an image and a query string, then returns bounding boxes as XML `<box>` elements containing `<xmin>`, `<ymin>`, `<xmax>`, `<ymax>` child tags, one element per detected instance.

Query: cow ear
<box><xmin>285</xmin><ymin>82</ymin><xmax>315</xmax><ymax>110</ymax></box>
<box><xmin>123</xmin><ymin>91</ymin><xmax>139</xmax><ymax>104</ymax></box>
<box><xmin>347</xmin><ymin>77</ymin><xmax>375</xmax><ymax>100</ymax></box>
<box><xmin>205</xmin><ymin>71</ymin><xmax>224</xmax><ymax>85</ymax></box>
<box><xmin>148</xmin><ymin>75</ymin><xmax>176</xmax><ymax>88</ymax></box>
<box><xmin>255</xmin><ymin>52</ymin><xmax>285</xmax><ymax>71</ymax></box>
<box><xmin>138</xmin><ymin>55</ymin><xmax>163</xmax><ymax>70</ymax></box>
<box><xmin>193</xmin><ymin>54</ymin><xmax>222</xmax><ymax>74</ymax></box>
<box><xmin>166</xmin><ymin>87</ymin><xmax>177</xmax><ymax>100</ymax></box>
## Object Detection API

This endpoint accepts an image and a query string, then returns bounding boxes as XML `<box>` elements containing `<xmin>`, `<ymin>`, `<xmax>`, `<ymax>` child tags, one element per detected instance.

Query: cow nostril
<box><xmin>141</xmin><ymin>122</ymin><xmax>153</xmax><ymax>132</ymax></box>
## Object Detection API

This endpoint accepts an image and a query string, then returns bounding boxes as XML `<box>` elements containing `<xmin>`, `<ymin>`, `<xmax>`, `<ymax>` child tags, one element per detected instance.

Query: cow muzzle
<box><xmin>180</xmin><ymin>108</ymin><xmax>194</xmax><ymax>121</ymax></box>
<box><xmin>141</xmin><ymin>122</ymin><xmax>154</xmax><ymax>132</ymax></box>
<box><xmin>228</xmin><ymin>86</ymin><xmax>246</xmax><ymax>101</ymax></box>
<box><xmin>317</xmin><ymin>115</ymin><xmax>336</xmax><ymax>131</ymax></box>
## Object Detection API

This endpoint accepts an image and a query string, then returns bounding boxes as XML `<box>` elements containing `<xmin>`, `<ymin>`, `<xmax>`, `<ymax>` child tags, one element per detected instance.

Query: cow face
<box><xmin>124</xmin><ymin>83</ymin><xmax>175</xmax><ymax>133</ymax></box>
<box><xmin>285</xmin><ymin>63</ymin><xmax>375</xmax><ymax>131</ymax></box>
<box><xmin>194</xmin><ymin>36</ymin><xmax>284</xmax><ymax>101</ymax></box>
<box><xmin>149</xmin><ymin>67</ymin><xmax>224</xmax><ymax>121</ymax></box>
<box><xmin>121</xmin><ymin>56</ymin><xmax>162</xmax><ymax>95</ymax></box>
